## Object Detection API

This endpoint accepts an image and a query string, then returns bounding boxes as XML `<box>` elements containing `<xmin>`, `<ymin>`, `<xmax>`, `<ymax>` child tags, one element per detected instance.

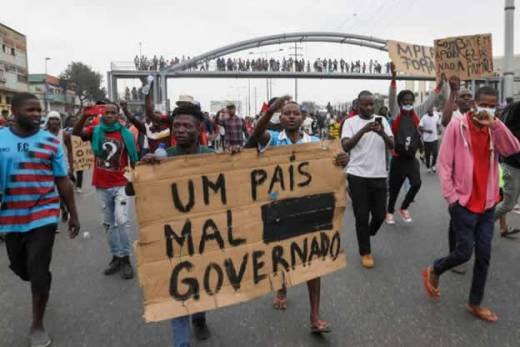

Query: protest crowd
<box><xmin>2</xmin><ymin>46</ymin><xmax>520</xmax><ymax>346</ymax></box>
<box><xmin>132</xmin><ymin>53</ymin><xmax>390</xmax><ymax>74</ymax></box>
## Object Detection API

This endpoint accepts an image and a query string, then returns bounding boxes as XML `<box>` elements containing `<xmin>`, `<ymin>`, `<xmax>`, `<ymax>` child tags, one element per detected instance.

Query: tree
<box><xmin>60</xmin><ymin>62</ymin><xmax>105</xmax><ymax>108</ymax></box>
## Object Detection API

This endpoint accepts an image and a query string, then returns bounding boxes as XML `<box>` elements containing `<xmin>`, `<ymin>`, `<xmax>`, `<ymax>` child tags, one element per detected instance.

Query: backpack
<box><xmin>395</xmin><ymin>114</ymin><xmax>422</xmax><ymax>159</ymax></box>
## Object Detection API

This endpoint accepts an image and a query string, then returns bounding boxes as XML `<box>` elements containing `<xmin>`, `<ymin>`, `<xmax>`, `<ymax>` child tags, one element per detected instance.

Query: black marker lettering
<box><xmin>203</xmin><ymin>262</ymin><xmax>224</xmax><ymax>295</ymax></box>
<box><xmin>199</xmin><ymin>219</ymin><xmax>225</xmax><ymax>254</ymax></box>
<box><xmin>330</xmin><ymin>231</ymin><xmax>341</xmax><ymax>260</ymax></box>
<box><xmin>227</xmin><ymin>210</ymin><xmax>245</xmax><ymax>246</ymax></box>
<box><xmin>290</xmin><ymin>238</ymin><xmax>308</xmax><ymax>269</ymax></box>
<box><xmin>251</xmin><ymin>169</ymin><xmax>267</xmax><ymax>201</ymax></box>
<box><xmin>297</xmin><ymin>162</ymin><xmax>312</xmax><ymax>187</ymax></box>
<box><xmin>171</xmin><ymin>180</ymin><xmax>195</xmax><ymax>213</ymax></box>
<box><xmin>268</xmin><ymin>165</ymin><xmax>285</xmax><ymax>193</ymax></box>
<box><xmin>164</xmin><ymin>221</ymin><xmax>194</xmax><ymax>257</ymax></box>
<box><xmin>272</xmin><ymin>245</ymin><xmax>289</xmax><ymax>273</ymax></box>
<box><xmin>308</xmin><ymin>235</ymin><xmax>321</xmax><ymax>263</ymax></box>
<box><xmin>170</xmin><ymin>261</ymin><xmax>199</xmax><ymax>301</ymax></box>
<box><xmin>224</xmin><ymin>254</ymin><xmax>248</xmax><ymax>290</ymax></box>
<box><xmin>320</xmin><ymin>232</ymin><xmax>330</xmax><ymax>260</ymax></box>
<box><xmin>202</xmin><ymin>174</ymin><xmax>227</xmax><ymax>205</ymax></box>
<box><xmin>252</xmin><ymin>250</ymin><xmax>267</xmax><ymax>284</ymax></box>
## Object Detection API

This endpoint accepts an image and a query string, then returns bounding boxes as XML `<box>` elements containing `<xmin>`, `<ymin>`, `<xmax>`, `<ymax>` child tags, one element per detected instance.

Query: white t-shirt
<box><xmin>419</xmin><ymin>113</ymin><xmax>440</xmax><ymax>142</ymax></box>
<box><xmin>342</xmin><ymin>115</ymin><xmax>393</xmax><ymax>178</ymax></box>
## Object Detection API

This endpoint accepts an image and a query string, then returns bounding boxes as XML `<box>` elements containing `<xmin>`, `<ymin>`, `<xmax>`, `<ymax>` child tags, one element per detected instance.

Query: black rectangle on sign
<box><xmin>261</xmin><ymin>193</ymin><xmax>335</xmax><ymax>243</ymax></box>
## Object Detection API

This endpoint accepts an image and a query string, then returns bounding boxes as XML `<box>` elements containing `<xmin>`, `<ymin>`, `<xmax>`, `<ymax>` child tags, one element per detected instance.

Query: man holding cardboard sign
<box><xmin>135</xmin><ymin>97</ymin><xmax>348</xmax><ymax>345</ymax></box>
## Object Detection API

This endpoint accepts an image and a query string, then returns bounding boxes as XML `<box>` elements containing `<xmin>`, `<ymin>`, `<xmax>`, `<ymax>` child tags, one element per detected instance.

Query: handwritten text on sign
<box><xmin>387</xmin><ymin>40</ymin><xmax>435</xmax><ymax>77</ymax></box>
<box><xmin>434</xmin><ymin>33</ymin><xmax>494</xmax><ymax>80</ymax></box>
<box><xmin>134</xmin><ymin>143</ymin><xmax>347</xmax><ymax>322</ymax></box>
<box><xmin>71</xmin><ymin>135</ymin><xmax>94</xmax><ymax>171</ymax></box>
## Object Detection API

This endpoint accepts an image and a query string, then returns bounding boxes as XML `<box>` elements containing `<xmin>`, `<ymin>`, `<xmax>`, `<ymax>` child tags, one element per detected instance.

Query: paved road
<box><xmin>1</xmin><ymin>168</ymin><xmax>520</xmax><ymax>347</ymax></box>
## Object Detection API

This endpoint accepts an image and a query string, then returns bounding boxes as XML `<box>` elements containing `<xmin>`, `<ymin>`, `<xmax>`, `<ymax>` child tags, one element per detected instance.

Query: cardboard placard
<box><xmin>71</xmin><ymin>135</ymin><xmax>94</xmax><ymax>171</ymax></box>
<box><xmin>387</xmin><ymin>40</ymin><xmax>436</xmax><ymax>77</ymax></box>
<box><xmin>134</xmin><ymin>142</ymin><xmax>347</xmax><ymax>322</ymax></box>
<box><xmin>434</xmin><ymin>33</ymin><xmax>494</xmax><ymax>80</ymax></box>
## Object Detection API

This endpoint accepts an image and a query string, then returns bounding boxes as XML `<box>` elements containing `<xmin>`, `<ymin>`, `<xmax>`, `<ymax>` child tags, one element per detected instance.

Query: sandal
<box><xmin>273</xmin><ymin>295</ymin><xmax>287</xmax><ymax>310</ymax></box>
<box><xmin>500</xmin><ymin>227</ymin><xmax>520</xmax><ymax>238</ymax></box>
<box><xmin>422</xmin><ymin>267</ymin><xmax>440</xmax><ymax>298</ymax></box>
<box><xmin>310</xmin><ymin>320</ymin><xmax>331</xmax><ymax>334</ymax></box>
<box><xmin>465</xmin><ymin>304</ymin><xmax>498</xmax><ymax>323</ymax></box>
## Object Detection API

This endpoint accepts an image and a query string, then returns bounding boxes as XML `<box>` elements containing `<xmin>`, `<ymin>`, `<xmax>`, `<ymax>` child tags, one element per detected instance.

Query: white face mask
<box><xmin>476</xmin><ymin>106</ymin><xmax>496</xmax><ymax>118</ymax></box>
<box><xmin>402</xmin><ymin>105</ymin><xmax>414</xmax><ymax>112</ymax></box>
<box><xmin>271</xmin><ymin>112</ymin><xmax>281</xmax><ymax>124</ymax></box>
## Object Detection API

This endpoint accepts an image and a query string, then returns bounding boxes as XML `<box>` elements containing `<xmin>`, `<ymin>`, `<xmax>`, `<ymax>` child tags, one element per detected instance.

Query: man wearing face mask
<box><xmin>422</xmin><ymin>86</ymin><xmax>520</xmax><ymax>322</ymax></box>
<box><xmin>440</xmin><ymin>78</ymin><xmax>474</xmax><ymax>274</ymax></box>
<box><xmin>385</xmin><ymin>63</ymin><xmax>448</xmax><ymax>225</ymax></box>
<box><xmin>342</xmin><ymin>91</ymin><xmax>394</xmax><ymax>268</ymax></box>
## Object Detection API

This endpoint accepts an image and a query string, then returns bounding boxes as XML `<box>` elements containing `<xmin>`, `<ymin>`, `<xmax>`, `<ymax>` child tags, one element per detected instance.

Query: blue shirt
<box><xmin>0</xmin><ymin>128</ymin><xmax>68</xmax><ymax>232</ymax></box>
<box><xmin>261</xmin><ymin>130</ymin><xmax>319</xmax><ymax>149</ymax></box>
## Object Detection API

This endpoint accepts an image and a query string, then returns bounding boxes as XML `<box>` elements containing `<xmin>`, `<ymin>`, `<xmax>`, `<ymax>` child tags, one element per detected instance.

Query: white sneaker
<box><xmin>399</xmin><ymin>209</ymin><xmax>413</xmax><ymax>223</ymax></box>
<box><xmin>385</xmin><ymin>213</ymin><xmax>396</xmax><ymax>225</ymax></box>
<box><xmin>75</xmin><ymin>187</ymin><xmax>82</xmax><ymax>193</ymax></box>
<box><xmin>432</xmin><ymin>166</ymin><xmax>436</xmax><ymax>173</ymax></box>
<box><xmin>427</xmin><ymin>168</ymin><xmax>432</xmax><ymax>173</ymax></box>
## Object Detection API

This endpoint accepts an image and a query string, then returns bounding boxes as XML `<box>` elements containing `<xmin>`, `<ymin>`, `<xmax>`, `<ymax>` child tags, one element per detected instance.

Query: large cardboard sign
<box><xmin>134</xmin><ymin>143</ymin><xmax>347</xmax><ymax>322</ymax></box>
<box><xmin>387</xmin><ymin>40</ymin><xmax>436</xmax><ymax>77</ymax></box>
<box><xmin>434</xmin><ymin>34</ymin><xmax>494</xmax><ymax>80</ymax></box>
<box><xmin>71</xmin><ymin>135</ymin><xmax>94</xmax><ymax>171</ymax></box>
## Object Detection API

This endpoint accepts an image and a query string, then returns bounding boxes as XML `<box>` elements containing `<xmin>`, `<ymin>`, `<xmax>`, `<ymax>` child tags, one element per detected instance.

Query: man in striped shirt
<box><xmin>0</xmin><ymin>93</ymin><xmax>80</xmax><ymax>347</ymax></box>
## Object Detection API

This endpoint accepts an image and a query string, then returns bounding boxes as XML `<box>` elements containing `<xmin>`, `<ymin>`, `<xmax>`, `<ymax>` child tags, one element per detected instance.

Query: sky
<box><xmin>3</xmin><ymin>0</ymin><xmax>519</xmax><ymax>113</ymax></box>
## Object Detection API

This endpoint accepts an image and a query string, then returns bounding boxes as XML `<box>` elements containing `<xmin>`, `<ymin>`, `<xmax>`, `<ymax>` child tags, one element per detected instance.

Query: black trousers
<box><xmin>434</xmin><ymin>204</ymin><xmax>494</xmax><ymax>305</ymax></box>
<box><xmin>5</xmin><ymin>224</ymin><xmax>57</xmax><ymax>295</ymax></box>
<box><xmin>423</xmin><ymin>140</ymin><xmax>438</xmax><ymax>168</ymax></box>
<box><xmin>388</xmin><ymin>156</ymin><xmax>422</xmax><ymax>213</ymax></box>
<box><xmin>348</xmin><ymin>174</ymin><xmax>387</xmax><ymax>255</ymax></box>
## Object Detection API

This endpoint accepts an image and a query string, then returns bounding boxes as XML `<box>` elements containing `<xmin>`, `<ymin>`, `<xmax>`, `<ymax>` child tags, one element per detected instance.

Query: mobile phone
<box><xmin>374</xmin><ymin>117</ymin><xmax>383</xmax><ymax>126</ymax></box>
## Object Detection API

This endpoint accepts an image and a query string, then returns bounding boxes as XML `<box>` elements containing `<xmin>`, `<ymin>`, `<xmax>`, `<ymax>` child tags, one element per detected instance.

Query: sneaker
<box><xmin>385</xmin><ymin>213</ymin><xmax>395</xmax><ymax>225</ymax></box>
<box><xmin>399</xmin><ymin>209</ymin><xmax>413</xmax><ymax>223</ymax></box>
<box><xmin>104</xmin><ymin>256</ymin><xmax>121</xmax><ymax>276</ymax></box>
<box><xmin>427</xmin><ymin>168</ymin><xmax>432</xmax><ymax>174</ymax></box>
<box><xmin>75</xmin><ymin>187</ymin><xmax>82</xmax><ymax>193</ymax></box>
<box><xmin>361</xmin><ymin>255</ymin><xmax>375</xmax><ymax>268</ymax></box>
<box><xmin>29</xmin><ymin>329</ymin><xmax>52</xmax><ymax>347</ymax></box>
<box><xmin>192</xmin><ymin>318</ymin><xmax>211</xmax><ymax>340</ymax></box>
<box><xmin>432</xmin><ymin>166</ymin><xmax>437</xmax><ymax>173</ymax></box>
<box><xmin>120</xmin><ymin>256</ymin><xmax>134</xmax><ymax>280</ymax></box>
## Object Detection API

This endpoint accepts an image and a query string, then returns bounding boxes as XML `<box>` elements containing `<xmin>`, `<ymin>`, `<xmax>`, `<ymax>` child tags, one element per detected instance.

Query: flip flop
<box><xmin>310</xmin><ymin>320</ymin><xmax>331</xmax><ymax>334</ymax></box>
<box><xmin>422</xmin><ymin>267</ymin><xmax>440</xmax><ymax>298</ymax></box>
<box><xmin>273</xmin><ymin>295</ymin><xmax>287</xmax><ymax>310</ymax></box>
<box><xmin>465</xmin><ymin>304</ymin><xmax>498</xmax><ymax>323</ymax></box>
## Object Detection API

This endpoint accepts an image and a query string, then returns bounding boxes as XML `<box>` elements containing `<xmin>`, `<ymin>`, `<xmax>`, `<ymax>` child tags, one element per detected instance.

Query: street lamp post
<box><xmin>44</xmin><ymin>57</ymin><xmax>51</xmax><ymax>114</ymax></box>
<box><xmin>504</xmin><ymin>0</ymin><xmax>515</xmax><ymax>102</ymax></box>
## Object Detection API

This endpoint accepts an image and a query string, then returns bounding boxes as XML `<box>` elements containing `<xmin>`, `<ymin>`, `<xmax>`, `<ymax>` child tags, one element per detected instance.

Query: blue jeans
<box><xmin>170</xmin><ymin>312</ymin><xmax>206</xmax><ymax>347</ymax></box>
<box><xmin>96</xmin><ymin>187</ymin><xmax>132</xmax><ymax>257</ymax></box>
<box><xmin>433</xmin><ymin>204</ymin><xmax>494</xmax><ymax>305</ymax></box>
